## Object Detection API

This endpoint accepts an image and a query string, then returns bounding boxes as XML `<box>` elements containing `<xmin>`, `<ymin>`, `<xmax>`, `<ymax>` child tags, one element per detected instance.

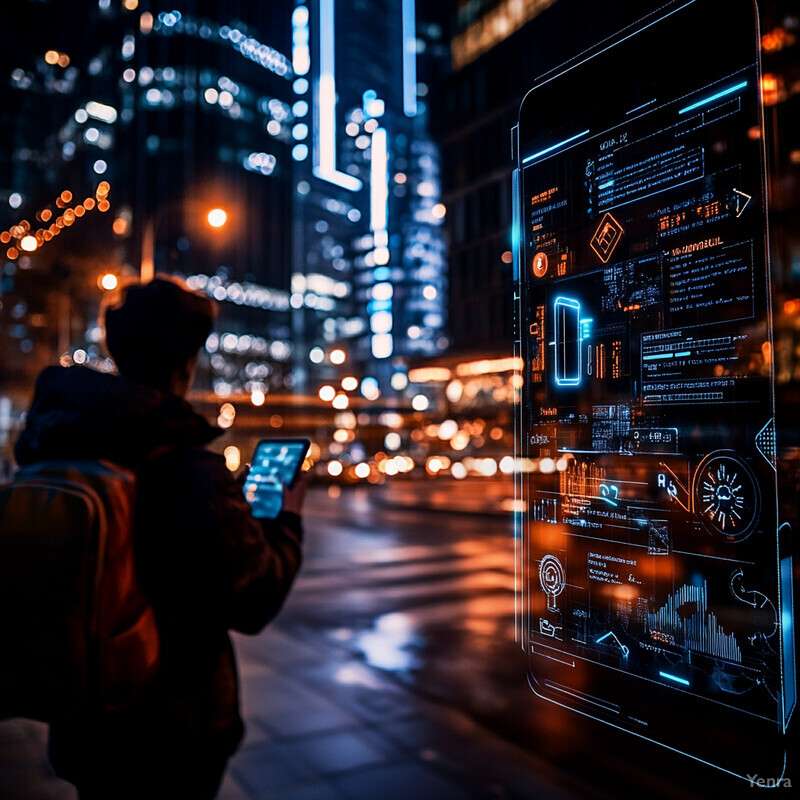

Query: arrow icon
<box><xmin>733</xmin><ymin>188</ymin><xmax>752</xmax><ymax>218</ymax></box>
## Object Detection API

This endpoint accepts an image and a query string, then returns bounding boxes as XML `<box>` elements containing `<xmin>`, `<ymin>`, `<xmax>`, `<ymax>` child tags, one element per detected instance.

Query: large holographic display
<box><xmin>514</xmin><ymin>0</ymin><xmax>794</xmax><ymax>778</ymax></box>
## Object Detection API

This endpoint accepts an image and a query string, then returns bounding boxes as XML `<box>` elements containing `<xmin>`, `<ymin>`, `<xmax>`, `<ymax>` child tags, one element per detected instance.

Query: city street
<box><xmin>0</xmin><ymin>480</ymin><xmax>784</xmax><ymax>799</ymax></box>
<box><xmin>223</xmin><ymin>484</ymin><xmax>765</xmax><ymax>800</ymax></box>
<box><xmin>2</xmin><ymin>1</ymin><xmax>799</xmax><ymax>798</ymax></box>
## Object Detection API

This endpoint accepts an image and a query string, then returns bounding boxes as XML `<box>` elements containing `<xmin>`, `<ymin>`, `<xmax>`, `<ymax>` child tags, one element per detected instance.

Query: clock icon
<box><xmin>692</xmin><ymin>451</ymin><xmax>759</xmax><ymax>541</ymax></box>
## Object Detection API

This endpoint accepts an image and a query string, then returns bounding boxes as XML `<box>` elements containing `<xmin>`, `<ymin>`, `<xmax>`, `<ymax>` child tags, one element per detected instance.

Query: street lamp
<box><xmin>100</xmin><ymin>273</ymin><xmax>118</xmax><ymax>291</ymax></box>
<box><xmin>207</xmin><ymin>208</ymin><xmax>227</xmax><ymax>228</ymax></box>
<box><xmin>140</xmin><ymin>202</ymin><xmax>230</xmax><ymax>282</ymax></box>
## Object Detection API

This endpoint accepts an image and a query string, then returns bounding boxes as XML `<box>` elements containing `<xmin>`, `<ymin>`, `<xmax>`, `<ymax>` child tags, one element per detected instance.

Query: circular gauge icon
<box><xmin>532</xmin><ymin>251</ymin><xmax>548</xmax><ymax>277</ymax></box>
<box><xmin>539</xmin><ymin>554</ymin><xmax>566</xmax><ymax>596</ymax></box>
<box><xmin>692</xmin><ymin>452</ymin><xmax>759</xmax><ymax>541</ymax></box>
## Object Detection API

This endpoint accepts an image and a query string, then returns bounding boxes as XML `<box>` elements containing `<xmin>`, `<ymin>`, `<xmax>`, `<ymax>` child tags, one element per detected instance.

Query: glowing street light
<box><xmin>207</xmin><ymin>207</ymin><xmax>228</xmax><ymax>228</ymax></box>
<box><xmin>141</xmin><ymin>201</ymin><xmax>230</xmax><ymax>282</ymax></box>
<box><xmin>100</xmin><ymin>273</ymin><xmax>118</xmax><ymax>291</ymax></box>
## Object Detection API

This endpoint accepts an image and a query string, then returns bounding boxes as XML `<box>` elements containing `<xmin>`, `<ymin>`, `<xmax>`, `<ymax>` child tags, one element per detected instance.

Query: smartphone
<box><xmin>514</xmin><ymin>0</ymin><xmax>794</xmax><ymax>780</ymax></box>
<box><xmin>243</xmin><ymin>438</ymin><xmax>310</xmax><ymax>519</ymax></box>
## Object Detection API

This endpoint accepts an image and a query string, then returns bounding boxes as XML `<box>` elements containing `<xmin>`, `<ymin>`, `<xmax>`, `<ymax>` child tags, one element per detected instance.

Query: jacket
<box><xmin>13</xmin><ymin>365</ymin><xmax>303</xmax><ymax>766</ymax></box>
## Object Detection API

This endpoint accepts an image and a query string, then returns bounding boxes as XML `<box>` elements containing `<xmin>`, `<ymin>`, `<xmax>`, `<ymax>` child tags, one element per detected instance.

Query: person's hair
<box><xmin>103</xmin><ymin>275</ymin><xmax>217</xmax><ymax>392</ymax></box>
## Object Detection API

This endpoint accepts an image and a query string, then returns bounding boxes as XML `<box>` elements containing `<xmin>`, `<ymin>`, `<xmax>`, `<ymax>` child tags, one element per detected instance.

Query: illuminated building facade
<box><xmin>110</xmin><ymin>0</ymin><xmax>300</xmax><ymax>401</ymax></box>
<box><xmin>2</xmin><ymin>0</ymin><xmax>301</xmax><ymax>419</ymax></box>
<box><xmin>1</xmin><ymin>1</ymin><xmax>131</xmax><ymax>421</ymax></box>
<box><xmin>287</xmin><ymin>0</ymin><xmax>450</xmax><ymax>398</ymax></box>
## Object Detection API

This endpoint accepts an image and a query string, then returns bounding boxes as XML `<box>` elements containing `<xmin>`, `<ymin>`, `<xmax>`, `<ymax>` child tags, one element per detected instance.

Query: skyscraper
<box><xmin>288</xmin><ymin>0</ymin><xmax>450</xmax><ymax>400</ymax></box>
<box><xmin>122</xmin><ymin>1</ymin><xmax>300</xmax><ymax>401</ymax></box>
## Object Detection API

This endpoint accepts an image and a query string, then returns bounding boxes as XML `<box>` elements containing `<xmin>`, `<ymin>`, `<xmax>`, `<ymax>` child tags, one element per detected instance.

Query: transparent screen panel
<box><xmin>515</xmin><ymin>0</ymin><xmax>794</xmax><ymax>779</ymax></box>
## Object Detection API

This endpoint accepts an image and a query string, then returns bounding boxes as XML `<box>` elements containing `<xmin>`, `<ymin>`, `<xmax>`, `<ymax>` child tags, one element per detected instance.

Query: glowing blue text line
<box><xmin>523</xmin><ymin>130</ymin><xmax>591</xmax><ymax>164</ymax></box>
<box><xmin>659</xmin><ymin>670</ymin><xmax>690</xmax><ymax>686</ymax></box>
<box><xmin>678</xmin><ymin>81</ymin><xmax>747</xmax><ymax>115</ymax></box>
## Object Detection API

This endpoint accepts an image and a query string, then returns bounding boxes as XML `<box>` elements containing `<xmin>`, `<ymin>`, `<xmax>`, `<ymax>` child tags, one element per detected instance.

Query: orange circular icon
<box><xmin>532</xmin><ymin>251</ymin><xmax>548</xmax><ymax>277</ymax></box>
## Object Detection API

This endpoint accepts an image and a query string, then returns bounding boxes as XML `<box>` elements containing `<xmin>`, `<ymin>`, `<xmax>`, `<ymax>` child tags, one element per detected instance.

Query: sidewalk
<box><xmin>0</xmin><ymin>620</ymin><xmax>610</xmax><ymax>800</ymax></box>
<box><xmin>219</xmin><ymin>622</ymin><xmax>611</xmax><ymax>800</ymax></box>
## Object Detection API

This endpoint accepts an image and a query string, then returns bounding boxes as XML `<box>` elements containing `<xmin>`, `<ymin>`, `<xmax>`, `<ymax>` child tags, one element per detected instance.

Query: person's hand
<box><xmin>281</xmin><ymin>470</ymin><xmax>308</xmax><ymax>516</ymax></box>
<box><xmin>235</xmin><ymin>463</ymin><xmax>251</xmax><ymax>486</ymax></box>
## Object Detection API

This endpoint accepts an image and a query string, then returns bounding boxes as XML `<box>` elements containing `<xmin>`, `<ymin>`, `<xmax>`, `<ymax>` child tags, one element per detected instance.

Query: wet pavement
<box><xmin>219</xmin><ymin>623</ymin><xmax>608</xmax><ymax>800</ymax></box>
<box><xmin>239</xmin><ymin>483</ymin><xmax>779</xmax><ymax>800</ymax></box>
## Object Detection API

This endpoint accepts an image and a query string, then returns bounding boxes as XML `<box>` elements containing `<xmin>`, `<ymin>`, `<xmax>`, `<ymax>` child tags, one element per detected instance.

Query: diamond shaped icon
<box><xmin>590</xmin><ymin>213</ymin><xmax>624</xmax><ymax>263</ymax></box>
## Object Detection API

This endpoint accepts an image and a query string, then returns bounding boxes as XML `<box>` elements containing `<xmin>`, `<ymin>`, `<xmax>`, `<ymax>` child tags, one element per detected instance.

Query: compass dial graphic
<box><xmin>692</xmin><ymin>452</ymin><xmax>759</xmax><ymax>541</ymax></box>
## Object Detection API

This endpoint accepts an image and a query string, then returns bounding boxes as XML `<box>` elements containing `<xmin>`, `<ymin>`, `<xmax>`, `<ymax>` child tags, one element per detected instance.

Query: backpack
<box><xmin>0</xmin><ymin>459</ymin><xmax>161</xmax><ymax>723</ymax></box>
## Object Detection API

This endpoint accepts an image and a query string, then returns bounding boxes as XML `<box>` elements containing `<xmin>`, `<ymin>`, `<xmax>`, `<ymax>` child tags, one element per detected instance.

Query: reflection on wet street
<box><xmin>261</xmin><ymin>485</ymin><xmax>773</xmax><ymax>800</ymax></box>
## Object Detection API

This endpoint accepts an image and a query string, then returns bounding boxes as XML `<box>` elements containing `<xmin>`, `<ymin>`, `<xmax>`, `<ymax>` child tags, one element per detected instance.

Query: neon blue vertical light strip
<box><xmin>511</xmin><ymin>168</ymin><xmax>520</xmax><ymax>282</ymax></box>
<box><xmin>291</xmin><ymin>5</ymin><xmax>310</xmax><ymax>76</ymax></box>
<box><xmin>370</xmin><ymin>127</ymin><xmax>388</xmax><ymax>233</ymax></box>
<box><xmin>781</xmin><ymin>555</ymin><xmax>796</xmax><ymax>726</ymax></box>
<box><xmin>678</xmin><ymin>80</ymin><xmax>747</xmax><ymax>114</ymax></box>
<box><xmin>313</xmin><ymin>0</ymin><xmax>362</xmax><ymax>191</ymax></box>
<box><xmin>402</xmin><ymin>0</ymin><xmax>417</xmax><ymax>117</ymax></box>
<box><xmin>523</xmin><ymin>129</ymin><xmax>590</xmax><ymax>164</ymax></box>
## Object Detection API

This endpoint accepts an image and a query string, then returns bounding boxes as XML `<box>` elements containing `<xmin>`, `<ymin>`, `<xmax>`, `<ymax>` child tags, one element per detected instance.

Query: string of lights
<box><xmin>1</xmin><ymin>182</ymin><xmax>111</xmax><ymax>260</ymax></box>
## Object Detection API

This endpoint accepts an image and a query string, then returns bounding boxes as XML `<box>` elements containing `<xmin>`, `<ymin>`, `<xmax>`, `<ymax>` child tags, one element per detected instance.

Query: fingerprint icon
<box><xmin>539</xmin><ymin>554</ymin><xmax>566</xmax><ymax>597</ymax></box>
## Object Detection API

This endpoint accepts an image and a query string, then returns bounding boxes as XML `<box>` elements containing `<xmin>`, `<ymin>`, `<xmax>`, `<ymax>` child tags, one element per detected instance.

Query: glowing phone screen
<box><xmin>243</xmin><ymin>439</ymin><xmax>309</xmax><ymax>519</ymax></box>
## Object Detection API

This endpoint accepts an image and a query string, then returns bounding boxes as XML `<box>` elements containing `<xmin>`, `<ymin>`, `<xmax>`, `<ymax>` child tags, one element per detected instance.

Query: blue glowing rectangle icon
<box><xmin>553</xmin><ymin>297</ymin><xmax>581</xmax><ymax>386</ymax></box>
